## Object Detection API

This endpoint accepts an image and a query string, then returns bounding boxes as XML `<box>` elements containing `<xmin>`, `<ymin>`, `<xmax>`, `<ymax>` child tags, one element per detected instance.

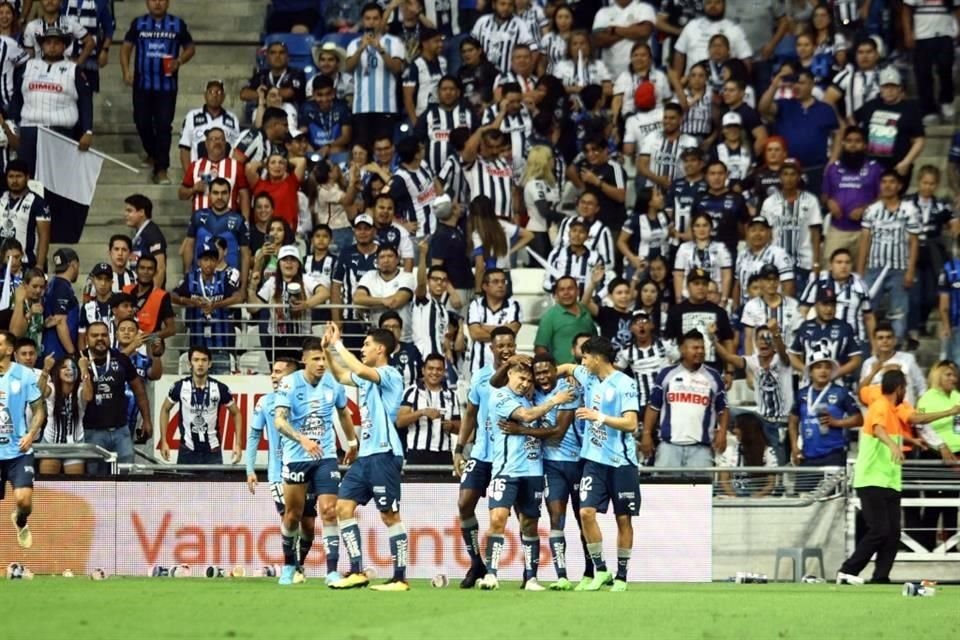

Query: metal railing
<box><xmin>33</xmin><ymin>443</ymin><xmax>119</xmax><ymax>474</ymax></box>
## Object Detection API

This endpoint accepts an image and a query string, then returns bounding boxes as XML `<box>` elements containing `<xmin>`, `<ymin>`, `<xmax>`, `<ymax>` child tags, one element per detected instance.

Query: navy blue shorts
<box><xmin>0</xmin><ymin>453</ymin><xmax>35</xmax><ymax>500</ymax></box>
<box><xmin>459</xmin><ymin>458</ymin><xmax>493</xmax><ymax>495</ymax></box>
<box><xmin>488</xmin><ymin>475</ymin><xmax>544</xmax><ymax>518</ymax></box>
<box><xmin>338</xmin><ymin>453</ymin><xmax>403</xmax><ymax>512</ymax></box>
<box><xmin>580</xmin><ymin>460</ymin><xmax>640</xmax><ymax>516</ymax></box>
<box><xmin>544</xmin><ymin>460</ymin><xmax>583</xmax><ymax>505</ymax></box>
<box><xmin>271</xmin><ymin>481</ymin><xmax>318</xmax><ymax>518</ymax></box>
<box><xmin>283</xmin><ymin>458</ymin><xmax>341</xmax><ymax>496</ymax></box>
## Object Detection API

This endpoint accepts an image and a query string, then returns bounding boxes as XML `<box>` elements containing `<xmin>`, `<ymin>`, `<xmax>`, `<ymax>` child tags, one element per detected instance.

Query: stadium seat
<box><xmin>773</xmin><ymin>547</ymin><xmax>825</xmax><ymax>583</ymax></box>
<box><xmin>516</xmin><ymin>323</ymin><xmax>538</xmax><ymax>354</ymax></box>
<box><xmin>264</xmin><ymin>33</ymin><xmax>315</xmax><ymax>70</ymax></box>
<box><xmin>238</xmin><ymin>351</ymin><xmax>271</xmax><ymax>375</ymax></box>
<box><xmin>510</xmin><ymin>268</ymin><xmax>551</xmax><ymax>322</ymax></box>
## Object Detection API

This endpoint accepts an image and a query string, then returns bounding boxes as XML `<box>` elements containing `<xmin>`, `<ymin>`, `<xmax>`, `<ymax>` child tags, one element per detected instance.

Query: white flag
<box><xmin>36</xmin><ymin>127</ymin><xmax>103</xmax><ymax>206</ymax></box>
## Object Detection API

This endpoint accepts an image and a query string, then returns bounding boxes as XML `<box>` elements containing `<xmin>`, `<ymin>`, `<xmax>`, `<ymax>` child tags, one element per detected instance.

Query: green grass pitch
<box><xmin>1</xmin><ymin>578</ymin><xmax>955</xmax><ymax>639</ymax></box>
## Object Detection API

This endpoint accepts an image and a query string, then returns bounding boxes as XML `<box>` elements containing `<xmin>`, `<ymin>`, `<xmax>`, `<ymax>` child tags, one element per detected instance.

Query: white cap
<box><xmin>879</xmin><ymin>66</ymin><xmax>902</xmax><ymax>86</ymax></box>
<box><xmin>721</xmin><ymin>111</ymin><xmax>743</xmax><ymax>127</ymax></box>
<box><xmin>277</xmin><ymin>245</ymin><xmax>302</xmax><ymax>262</ymax></box>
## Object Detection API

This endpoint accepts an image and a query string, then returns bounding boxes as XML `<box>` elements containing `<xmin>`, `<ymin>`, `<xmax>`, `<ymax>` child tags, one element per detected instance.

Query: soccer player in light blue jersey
<box><xmin>323</xmin><ymin>322</ymin><xmax>411</xmax><ymax>592</ymax></box>
<box><xmin>273</xmin><ymin>339</ymin><xmax>358</xmax><ymax>586</ymax></box>
<box><xmin>453</xmin><ymin>326</ymin><xmax>517</xmax><ymax>588</ymax></box>
<box><xmin>0</xmin><ymin>331</ymin><xmax>46</xmax><ymax>549</ymax></box>
<box><xmin>559</xmin><ymin>336</ymin><xmax>641</xmax><ymax>592</ymax></box>
<box><xmin>477</xmin><ymin>360</ymin><xmax>574</xmax><ymax>591</ymax></box>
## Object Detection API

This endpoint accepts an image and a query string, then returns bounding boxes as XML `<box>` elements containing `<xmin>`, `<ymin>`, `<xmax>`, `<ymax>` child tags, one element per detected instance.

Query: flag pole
<box><xmin>38</xmin><ymin>126</ymin><xmax>141</xmax><ymax>174</ymax></box>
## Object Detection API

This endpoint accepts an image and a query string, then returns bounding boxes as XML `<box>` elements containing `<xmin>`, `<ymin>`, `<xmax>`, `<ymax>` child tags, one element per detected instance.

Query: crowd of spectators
<box><xmin>0</xmin><ymin>0</ymin><xmax>959</xmax><ymax>493</ymax></box>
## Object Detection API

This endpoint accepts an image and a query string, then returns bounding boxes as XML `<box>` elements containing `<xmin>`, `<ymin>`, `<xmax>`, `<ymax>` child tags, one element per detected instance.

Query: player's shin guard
<box><xmin>587</xmin><ymin>542</ymin><xmax>607</xmax><ymax>572</ymax></box>
<box><xmin>340</xmin><ymin>518</ymin><xmax>363</xmax><ymax>574</ymax></box>
<box><xmin>388</xmin><ymin>523</ymin><xmax>408</xmax><ymax>582</ymax></box>
<box><xmin>281</xmin><ymin>525</ymin><xmax>298</xmax><ymax>567</ymax></box>
<box><xmin>460</xmin><ymin>516</ymin><xmax>483</xmax><ymax>567</ymax></box>
<box><xmin>322</xmin><ymin>524</ymin><xmax>340</xmax><ymax>574</ymax></box>
<box><xmin>549</xmin><ymin>530</ymin><xmax>567</xmax><ymax>580</ymax></box>
<box><xmin>616</xmin><ymin>548</ymin><xmax>631</xmax><ymax>582</ymax></box>
<box><xmin>522</xmin><ymin>535</ymin><xmax>540</xmax><ymax>582</ymax></box>
<box><xmin>15</xmin><ymin>506</ymin><xmax>30</xmax><ymax>528</ymax></box>
<box><xmin>486</xmin><ymin>534</ymin><xmax>505</xmax><ymax>577</ymax></box>
<box><xmin>297</xmin><ymin>531</ymin><xmax>314</xmax><ymax>568</ymax></box>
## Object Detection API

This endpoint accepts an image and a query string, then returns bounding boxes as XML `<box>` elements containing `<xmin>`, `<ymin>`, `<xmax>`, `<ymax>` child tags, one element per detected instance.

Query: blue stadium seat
<box><xmin>264</xmin><ymin>33</ymin><xmax>315</xmax><ymax>71</ymax></box>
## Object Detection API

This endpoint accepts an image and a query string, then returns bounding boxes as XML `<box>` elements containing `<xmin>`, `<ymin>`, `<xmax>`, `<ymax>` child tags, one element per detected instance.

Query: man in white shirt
<box><xmin>591</xmin><ymin>0</ymin><xmax>657</xmax><ymax>78</ymax></box>
<box><xmin>672</xmin><ymin>0</ymin><xmax>752</xmax><ymax>75</ymax></box>
<box><xmin>354</xmin><ymin>244</ymin><xmax>417</xmax><ymax>341</ymax></box>
<box><xmin>859</xmin><ymin>321</ymin><xmax>927</xmax><ymax>405</ymax></box>
<box><xmin>178</xmin><ymin>79</ymin><xmax>241</xmax><ymax>172</ymax></box>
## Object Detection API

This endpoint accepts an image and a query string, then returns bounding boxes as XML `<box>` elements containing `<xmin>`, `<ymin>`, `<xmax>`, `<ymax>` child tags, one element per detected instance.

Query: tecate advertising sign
<box><xmin>0</xmin><ymin>482</ymin><xmax>712</xmax><ymax>581</ymax></box>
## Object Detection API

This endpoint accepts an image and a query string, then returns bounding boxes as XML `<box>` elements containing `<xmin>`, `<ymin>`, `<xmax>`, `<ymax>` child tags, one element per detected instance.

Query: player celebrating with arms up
<box><xmin>273</xmin><ymin>340</ymin><xmax>359</xmax><ymax>586</ymax></box>
<box><xmin>558</xmin><ymin>336</ymin><xmax>641</xmax><ymax>592</ymax></box>
<box><xmin>478</xmin><ymin>359</ymin><xmax>574</xmax><ymax>591</ymax></box>
<box><xmin>0</xmin><ymin>330</ymin><xmax>46</xmax><ymax>548</ymax></box>
<box><xmin>323</xmin><ymin>323</ymin><xmax>410</xmax><ymax>592</ymax></box>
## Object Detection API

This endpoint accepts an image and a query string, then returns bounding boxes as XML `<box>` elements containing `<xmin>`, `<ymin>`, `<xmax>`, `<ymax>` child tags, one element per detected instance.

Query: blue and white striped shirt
<box><xmin>648</xmin><ymin>363</ymin><xmax>727</xmax><ymax>447</ymax></box>
<box><xmin>347</xmin><ymin>33</ymin><xmax>406</xmax><ymax>114</ymax></box>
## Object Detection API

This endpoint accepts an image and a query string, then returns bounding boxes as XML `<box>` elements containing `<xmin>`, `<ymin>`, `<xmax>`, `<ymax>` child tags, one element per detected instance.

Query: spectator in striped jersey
<box><xmin>758</xmin><ymin>160</ymin><xmax>822</xmax><ymax>291</ymax></box>
<box><xmin>823</xmin><ymin>37</ymin><xmax>882</xmax><ymax>123</ymax></box>
<box><xmin>615</xmin><ymin>309</ymin><xmax>673</xmax><ymax>406</ymax></box>
<box><xmin>437</xmin><ymin>126</ymin><xmax>471</xmax><ymax>206</ymax></box>
<box><xmin>739</xmin><ymin>265</ymin><xmax>802</xmax><ymax>356</ymax></box>
<box><xmin>397</xmin><ymin>352</ymin><xmax>460</xmax><ymax>464</ymax></box>
<box><xmin>712</xmin><ymin>318</ymin><xmax>793</xmax><ymax>465</ymax></box>
<box><xmin>555</xmin><ymin>192</ymin><xmax>615</xmax><ymax>267</ymax></box>
<box><xmin>618</xmin><ymin>187</ymin><xmax>671</xmax><ymax>281</ymax></box>
<box><xmin>856</xmin><ymin>170</ymin><xmax>921</xmax><ymax>345</ymax></box>
<box><xmin>0</xmin><ymin>236</ymin><xmax>22</xmax><ymax>311</ymax></box>
<box><xmin>371</xmin><ymin>193</ymin><xmax>415</xmax><ymax>271</ymax></box>
<box><xmin>904</xmin><ymin>165</ymin><xmax>956</xmax><ymax>348</ymax></box>
<box><xmin>389</xmin><ymin>136</ymin><xmax>443</xmax><ymax>239</ymax></box>
<box><xmin>471</xmin><ymin>0</ymin><xmax>539</xmax><ymax>75</ymax></box>
<box><xmin>521</xmin><ymin>145</ymin><xmax>559</xmax><ymax>263</ymax></box>
<box><xmin>632</xmin><ymin>104</ymin><xmax>698</xmax><ymax>191</ymax></box>
<box><xmin>551</xmin><ymin>31</ymin><xmax>611</xmax><ymax>99</ymax></box>
<box><xmin>379</xmin><ymin>310</ymin><xmax>423</xmax><ymax>387</ymax></box>
<box><xmin>800</xmin><ymin>248</ymin><xmax>875</xmax><ymax>347</ymax></box>
<box><xmin>412</xmin><ymin>253</ymin><xmax>463</xmax><ymax>357</ymax></box>
<box><xmin>544</xmin><ymin>218</ymin><xmax>606</xmax><ymax>294</ymax></box>
<box><xmin>482</xmin><ymin>81</ymin><xmax>533</xmax><ymax>177</ymax></box>
<box><xmin>536</xmin><ymin>3</ymin><xmax>572</xmax><ymax>76</ymax></box>
<box><xmin>709</xmin><ymin>112</ymin><xmax>753</xmax><ymax>188</ymax></box>
<box><xmin>665</xmin><ymin>147</ymin><xmax>707</xmax><ymax>255</ymax></box>
<box><xmin>493</xmin><ymin>43</ymin><xmax>539</xmax><ymax>100</ymax></box>
<box><xmin>81</xmin><ymin>234</ymin><xmax>135</xmax><ymax>304</ymax></box>
<box><xmin>733</xmin><ymin>216</ymin><xmax>795</xmax><ymax>308</ymax></box>
<box><xmin>415</xmin><ymin>76</ymin><xmax>475</xmax><ymax>176</ymax></box>
<box><xmin>402</xmin><ymin>28</ymin><xmax>447</xmax><ymax>125</ymax></box>
<box><xmin>673</xmin><ymin>211</ymin><xmax>732</xmax><ymax>304</ymax></box>
<box><xmin>179</xmin><ymin>128</ymin><xmax>251</xmax><ymax>218</ymax></box>
<box><xmin>233</xmin><ymin>107</ymin><xmax>289</xmax><ymax>167</ymax></box>
<box><xmin>78</xmin><ymin>262</ymin><xmax>116</xmax><ymax>352</ymax></box>
<box><xmin>345</xmin><ymin>3</ymin><xmax>406</xmax><ymax>153</ymax></box>
<box><xmin>461</xmin><ymin>118</ymin><xmax>518</xmax><ymax>222</ymax></box>
<box><xmin>467</xmin><ymin>268</ymin><xmax>523</xmax><ymax>372</ymax></box>
<box><xmin>331</xmin><ymin>213</ymin><xmax>379</xmax><ymax>346</ymax></box>
<box><xmin>584</xmin><ymin>274</ymin><xmax>638</xmax><ymax>351</ymax></box>
<box><xmin>679</xmin><ymin>62</ymin><xmax>713</xmax><ymax>143</ymax></box>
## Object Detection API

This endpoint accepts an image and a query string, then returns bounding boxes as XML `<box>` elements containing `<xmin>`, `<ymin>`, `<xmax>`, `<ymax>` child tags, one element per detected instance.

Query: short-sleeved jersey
<box><xmin>538</xmin><ymin>379</ymin><xmax>583</xmax><ymax>463</ymax></box>
<box><xmin>186</xmin><ymin>208</ymin><xmax>250</xmax><ymax>270</ymax></box>
<box><xmin>490</xmin><ymin>386</ymin><xmax>545</xmax><ymax>477</ymax></box>
<box><xmin>466</xmin><ymin>364</ymin><xmax>495</xmax><ymax>462</ymax></box>
<box><xmin>274</xmin><ymin>370</ymin><xmax>338</xmax><ymax>463</ymax></box>
<box><xmin>251</xmin><ymin>391</ymin><xmax>282</xmax><ymax>483</ymax></box>
<box><xmin>352</xmin><ymin>366</ymin><xmax>404</xmax><ymax>458</ymax></box>
<box><xmin>167</xmin><ymin>377</ymin><xmax>233</xmax><ymax>452</ymax></box>
<box><xmin>648</xmin><ymin>363</ymin><xmax>727</xmax><ymax>447</ymax></box>
<box><xmin>0</xmin><ymin>363</ymin><xmax>42</xmax><ymax>460</ymax></box>
<box><xmin>573</xmin><ymin>365</ymin><xmax>640</xmax><ymax>467</ymax></box>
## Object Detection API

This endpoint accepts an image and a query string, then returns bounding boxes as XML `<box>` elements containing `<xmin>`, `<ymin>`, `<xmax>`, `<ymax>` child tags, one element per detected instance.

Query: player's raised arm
<box><xmin>324</xmin><ymin>322</ymin><xmax>382</xmax><ymax>384</ymax></box>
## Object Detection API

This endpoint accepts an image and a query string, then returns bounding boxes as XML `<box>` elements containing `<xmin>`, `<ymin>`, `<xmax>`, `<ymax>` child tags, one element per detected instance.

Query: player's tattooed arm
<box><xmin>273</xmin><ymin>407</ymin><xmax>299</xmax><ymax>442</ymax></box>
<box><xmin>23</xmin><ymin>397</ymin><xmax>46</xmax><ymax>446</ymax></box>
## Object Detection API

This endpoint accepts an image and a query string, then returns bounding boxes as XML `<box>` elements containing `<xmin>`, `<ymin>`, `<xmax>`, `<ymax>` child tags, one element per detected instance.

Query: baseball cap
<box><xmin>39</xmin><ymin>26</ymin><xmax>71</xmax><ymax>42</ymax></box>
<box><xmin>879</xmin><ymin>66</ymin><xmax>902</xmax><ymax>86</ymax></box>
<box><xmin>680</xmin><ymin>147</ymin><xmax>703</xmax><ymax>160</ymax></box>
<box><xmin>748</xmin><ymin>215</ymin><xmax>772</xmax><ymax>228</ymax></box>
<box><xmin>687</xmin><ymin>267</ymin><xmax>711</xmax><ymax>283</ymax></box>
<box><xmin>53</xmin><ymin>248</ymin><xmax>79</xmax><ymax>273</ymax></box>
<box><xmin>90</xmin><ymin>262</ymin><xmax>113</xmax><ymax>278</ymax></box>
<box><xmin>277</xmin><ymin>245</ymin><xmax>302</xmax><ymax>262</ymax></box>
<box><xmin>634</xmin><ymin>82</ymin><xmax>656</xmax><ymax>111</ymax></box>
<box><xmin>631</xmin><ymin>309</ymin><xmax>652</xmax><ymax>323</ymax></box>
<box><xmin>757</xmin><ymin>264</ymin><xmax>780</xmax><ymax>279</ymax></box>
<box><xmin>353</xmin><ymin>213</ymin><xmax>374</xmax><ymax>227</ymax></box>
<box><xmin>721</xmin><ymin>112</ymin><xmax>743</xmax><ymax>127</ymax></box>
<box><xmin>815</xmin><ymin>286</ymin><xmax>838</xmax><ymax>304</ymax></box>
<box><xmin>782</xmin><ymin>157</ymin><xmax>803</xmax><ymax>172</ymax></box>
<box><xmin>109</xmin><ymin>292</ymin><xmax>136</xmax><ymax>308</ymax></box>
